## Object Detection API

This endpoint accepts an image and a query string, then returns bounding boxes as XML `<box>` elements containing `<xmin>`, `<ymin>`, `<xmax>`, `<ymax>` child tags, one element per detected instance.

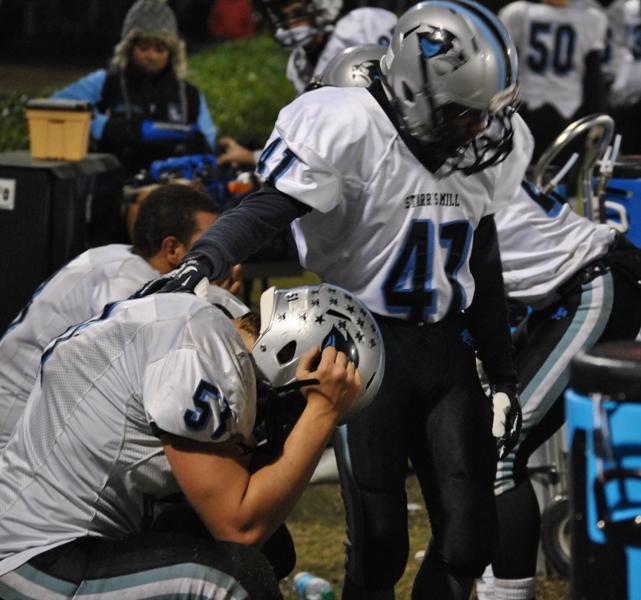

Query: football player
<box><xmin>0</xmin><ymin>184</ymin><xmax>227</xmax><ymax>448</ymax></box>
<box><xmin>499</xmin><ymin>0</ymin><xmax>608</xmax><ymax>161</ymax></box>
<box><xmin>259</xmin><ymin>0</ymin><xmax>397</xmax><ymax>94</ymax></box>
<box><xmin>0</xmin><ymin>283</ymin><xmax>382</xmax><ymax>598</ymax></box>
<box><xmin>604</xmin><ymin>0</ymin><xmax>641</xmax><ymax>154</ymax></box>
<box><xmin>133</xmin><ymin>1</ymin><xmax>532</xmax><ymax>598</ymax></box>
<box><xmin>476</xmin><ymin>181</ymin><xmax>641</xmax><ymax>600</ymax></box>
<box><xmin>216</xmin><ymin>0</ymin><xmax>397</xmax><ymax>169</ymax></box>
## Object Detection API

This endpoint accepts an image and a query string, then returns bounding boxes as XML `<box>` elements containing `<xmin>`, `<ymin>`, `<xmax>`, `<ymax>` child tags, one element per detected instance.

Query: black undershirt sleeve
<box><xmin>582</xmin><ymin>50</ymin><xmax>606</xmax><ymax>115</ymax></box>
<box><xmin>467</xmin><ymin>214</ymin><xmax>518</xmax><ymax>393</ymax></box>
<box><xmin>188</xmin><ymin>184</ymin><xmax>311</xmax><ymax>281</ymax></box>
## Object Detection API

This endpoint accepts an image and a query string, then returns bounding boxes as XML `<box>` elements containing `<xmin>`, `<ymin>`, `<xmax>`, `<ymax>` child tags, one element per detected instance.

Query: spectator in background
<box><xmin>52</xmin><ymin>0</ymin><xmax>216</xmax><ymax>177</ymax></box>
<box><xmin>217</xmin><ymin>0</ymin><xmax>397</xmax><ymax>167</ymax></box>
<box><xmin>499</xmin><ymin>0</ymin><xmax>608</xmax><ymax>161</ymax></box>
<box><xmin>0</xmin><ymin>184</ymin><xmax>222</xmax><ymax>448</ymax></box>
<box><xmin>208</xmin><ymin>0</ymin><xmax>257</xmax><ymax>41</ymax></box>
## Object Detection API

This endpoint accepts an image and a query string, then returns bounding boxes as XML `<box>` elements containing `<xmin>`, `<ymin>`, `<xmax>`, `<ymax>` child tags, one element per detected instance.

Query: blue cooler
<box><xmin>604</xmin><ymin>160</ymin><xmax>641</xmax><ymax>249</ymax></box>
<box><xmin>567</xmin><ymin>341</ymin><xmax>641</xmax><ymax>600</ymax></box>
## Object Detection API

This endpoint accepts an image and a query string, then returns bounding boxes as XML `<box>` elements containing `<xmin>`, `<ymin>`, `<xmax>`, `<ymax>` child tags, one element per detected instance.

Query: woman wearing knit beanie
<box><xmin>52</xmin><ymin>0</ymin><xmax>216</xmax><ymax>177</ymax></box>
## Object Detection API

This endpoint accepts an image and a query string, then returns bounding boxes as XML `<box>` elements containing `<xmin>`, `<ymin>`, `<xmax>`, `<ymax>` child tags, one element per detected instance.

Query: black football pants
<box><xmin>334</xmin><ymin>313</ymin><xmax>497</xmax><ymax>600</ymax></box>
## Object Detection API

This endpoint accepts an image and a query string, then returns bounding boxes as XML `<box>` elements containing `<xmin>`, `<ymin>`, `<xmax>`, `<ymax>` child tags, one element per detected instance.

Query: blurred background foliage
<box><xmin>189</xmin><ymin>34</ymin><xmax>295</xmax><ymax>145</ymax></box>
<box><xmin>0</xmin><ymin>93</ymin><xmax>32</xmax><ymax>153</ymax></box>
<box><xmin>0</xmin><ymin>33</ymin><xmax>294</xmax><ymax>153</ymax></box>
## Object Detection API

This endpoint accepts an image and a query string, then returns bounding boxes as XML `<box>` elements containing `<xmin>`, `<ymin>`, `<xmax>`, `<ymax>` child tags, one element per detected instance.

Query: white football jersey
<box><xmin>499</xmin><ymin>0</ymin><xmax>608</xmax><ymax>118</ymax></box>
<box><xmin>257</xmin><ymin>86</ymin><xmax>532</xmax><ymax>322</ymax></box>
<box><xmin>286</xmin><ymin>7</ymin><xmax>398</xmax><ymax>93</ymax></box>
<box><xmin>0</xmin><ymin>294</ymin><xmax>256</xmax><ymax>574</ymax></box>
<box><xmin>606</xmin><ymin>0</ymin><xmax>641</xmax><ymax>101</ymax></box>
<box><xmin>496</xmin><ymin>183</ymin><xmax>615</xmax><ymax>307</ymax></box>
<box><xmin>0</xmin><ymin>244</ymin><xmax>158</xmax><ymax>448</ymax></box>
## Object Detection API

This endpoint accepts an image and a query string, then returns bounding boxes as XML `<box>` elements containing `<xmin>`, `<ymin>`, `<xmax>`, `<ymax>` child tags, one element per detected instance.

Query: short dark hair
<box><xmin>132</xmin><ymin>183</ymin><xmax>220</xmax><ymax>258</ymax></box>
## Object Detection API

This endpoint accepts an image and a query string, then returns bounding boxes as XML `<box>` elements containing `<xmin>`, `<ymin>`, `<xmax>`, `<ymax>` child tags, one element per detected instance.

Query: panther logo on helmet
<box><xmin>306</xmin><ymin>43</ymin><xmax>386</xmax><ymax>90</ymax></box>
<box><xmin>380</xmin><ymin>0</ymin><xmax>519</xmax><ymax>174</ymax></box>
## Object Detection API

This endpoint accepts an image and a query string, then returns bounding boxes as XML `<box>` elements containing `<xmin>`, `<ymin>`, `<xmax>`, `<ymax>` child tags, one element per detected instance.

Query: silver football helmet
<box><xmin>252</xmin><ymin>283</ymin><xmax>385</xmax><ymax>421</ymax></box>
<box><xmin>259</xmin><ymin>0</ymin><xmax>342</xmax><ymax>48</ymax></box>
<box><xmin>380</xmin><ymin>0</ymin><xmax>519</xmax><ymax>173</ymax></box>
<box><xmin>306</xmin><ymin>44</ymin><xmax>385</xmax><ymax>90</ymax></box>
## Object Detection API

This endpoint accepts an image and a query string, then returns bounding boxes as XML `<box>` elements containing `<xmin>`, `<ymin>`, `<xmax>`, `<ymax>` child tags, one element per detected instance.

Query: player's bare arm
<box><xmin>162</xmin><ymin>345</ymin><xmax>361</xmax><ymax>547</ymax></box>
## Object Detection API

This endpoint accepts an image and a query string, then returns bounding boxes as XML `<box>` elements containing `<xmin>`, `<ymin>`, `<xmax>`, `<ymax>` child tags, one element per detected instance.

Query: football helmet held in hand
<box><xmin>252</xmin><ymin>283</ymin><xmax>385</xmax><ymax>422</ymax></box>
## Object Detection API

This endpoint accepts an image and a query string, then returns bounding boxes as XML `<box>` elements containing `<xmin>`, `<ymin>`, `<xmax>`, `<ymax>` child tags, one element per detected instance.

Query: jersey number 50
<box><xmin>383</xmin><ymin>219</ymin><xmax>472</xmax><ymax>322</ymax></box>
<box><xmin>528</xmin><ymin>21</ymin><xmax>577</xmax><ymax>75</ymax></box>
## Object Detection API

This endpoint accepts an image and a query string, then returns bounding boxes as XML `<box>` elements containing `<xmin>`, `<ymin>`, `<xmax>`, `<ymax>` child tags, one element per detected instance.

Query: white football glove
<box><xmin>492</xmin><ymin>390</ymin><xmax>522</xmax><ymax>460</ymax></box>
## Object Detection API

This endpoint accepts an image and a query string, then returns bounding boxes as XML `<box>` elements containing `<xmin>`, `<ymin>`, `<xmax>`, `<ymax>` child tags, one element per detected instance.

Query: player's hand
<box><xmin>492</xmin><ymin>390</ymin><xmax>522</xmax><ymax>460</ymax></box>
<box><xmin>216</xmin><ymin>137</ymin><xmax>257</xmax><ymax>168</ymax></box>
<box><xmin>296</xmin><ymin>346</ymin><xmax>362</xmax><ymax>422</ymax></box>
<box><xmin>131</xmin><ymin>255</ymin><xmax>212</xmax><ymax>299</ymax></box>
<box><xmin>215</xmin><ymin>264</ymin><xmax>242</xmax><ymax>296</ymax></box>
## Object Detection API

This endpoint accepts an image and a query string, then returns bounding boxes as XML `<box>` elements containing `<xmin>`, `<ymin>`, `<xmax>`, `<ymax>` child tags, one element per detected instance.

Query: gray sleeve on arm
<box><xmin>189</xmin><ymin>184</ymin><xmax>311</xmax><ymax>281</ymax></box>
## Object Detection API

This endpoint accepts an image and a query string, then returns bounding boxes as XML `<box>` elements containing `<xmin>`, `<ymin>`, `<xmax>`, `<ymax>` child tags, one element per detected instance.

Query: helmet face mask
<box><xmin>380</xmin><ymin>0</ymin><xmax>519</xmax><ymax>174</ymax></box>
<box><xmin>251</xmin><ymin>284</ymin><xmax>385</xmax><ymax>422</ymax></box>
<box><xmin>258</xmin><ymin>0</ymin><xmax>342</xmax><ymax>47</ymax></box>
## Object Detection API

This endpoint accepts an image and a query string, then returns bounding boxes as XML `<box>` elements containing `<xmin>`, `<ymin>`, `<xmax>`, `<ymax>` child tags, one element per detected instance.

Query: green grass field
<box><xmin>280</xmin><ymin>476</ymin><xmax>569</xmax><ymax>599</ymax></box>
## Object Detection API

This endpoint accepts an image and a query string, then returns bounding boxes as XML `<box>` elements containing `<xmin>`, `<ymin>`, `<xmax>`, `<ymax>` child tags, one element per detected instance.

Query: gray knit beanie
<box><xmin>121</xmin><ymin>0</ymin><xmax>178</xmax><ymax>40</ymax></box>
<box><xmin>111</xmin><ymin>0</ymin><xmax>188</xmax><ymax>79</ymax></box>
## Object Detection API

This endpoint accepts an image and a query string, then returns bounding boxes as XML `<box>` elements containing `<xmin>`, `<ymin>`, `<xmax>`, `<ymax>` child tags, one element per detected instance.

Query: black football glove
<box><xmin>491</xmin><ymin>388</ymin><xmax>522</xmax><ymax>460</ymax></box>
<box><xmin>131</xmin><ymin>255</ymin><xmax>212</xmax><ymax>299</ymax></box>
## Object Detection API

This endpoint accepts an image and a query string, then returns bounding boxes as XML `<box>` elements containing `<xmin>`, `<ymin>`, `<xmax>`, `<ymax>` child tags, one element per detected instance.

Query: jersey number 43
<box><xmin>383</xmin><ymin>218</ymin><xmax>472</xmax><ymax>322</ymax></box>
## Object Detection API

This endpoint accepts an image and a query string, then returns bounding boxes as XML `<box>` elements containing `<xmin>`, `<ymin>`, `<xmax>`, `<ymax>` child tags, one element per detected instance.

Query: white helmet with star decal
<box><xmin>252</xmin><ymin>283</ymin><xmax>385</xmax><ymax>420</ymax></box>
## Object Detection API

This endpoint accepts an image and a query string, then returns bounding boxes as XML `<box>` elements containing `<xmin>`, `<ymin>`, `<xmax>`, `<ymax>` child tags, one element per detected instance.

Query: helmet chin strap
<box><xmin>252</xmin><ymin>367</ymin><xmax>320</xmax><ymax>455</ymax></box>
<box><xmin>273</xmin><ymin>378</ymin><xmax>320</xmax><ymax>392</ymax></box>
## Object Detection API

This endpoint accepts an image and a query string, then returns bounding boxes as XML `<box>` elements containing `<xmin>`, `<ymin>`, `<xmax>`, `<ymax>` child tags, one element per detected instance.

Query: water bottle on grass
<box><xmin>292</xmin><ymin>572</ymin><xmax>335</xmax><ymax>600</ymax></box>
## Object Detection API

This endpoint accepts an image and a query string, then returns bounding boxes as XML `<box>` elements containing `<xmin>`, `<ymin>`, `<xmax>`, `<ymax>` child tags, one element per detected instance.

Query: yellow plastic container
<box><xmin>25</xmin><ymin>99</ymin><xmax>93</xmax><ymax>161</ymax></box>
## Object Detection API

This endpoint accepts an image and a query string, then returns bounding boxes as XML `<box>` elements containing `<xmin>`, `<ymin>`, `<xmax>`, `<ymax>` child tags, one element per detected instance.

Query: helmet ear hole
<box><xmin>402</xmin><ymin>82</ymin><xmax>415</xmax><ymax>102</ymax></box>
<box><xmin>276</xmin><ymin>340</ymin><xmax>297</xmax><ymax>365</ymax></box>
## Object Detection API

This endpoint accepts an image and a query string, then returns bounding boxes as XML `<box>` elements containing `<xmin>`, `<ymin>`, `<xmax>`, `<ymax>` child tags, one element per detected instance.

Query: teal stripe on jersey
<box><xmin>15</xmin><ymin>562</ymin><xmax>78</xmax><ymax>594</ymax></box>
<box><xmin>0</xmin><ymin>581</ymin><xmax>36</xmax><ymax>600</ymax></box>
<box><xmin>0</xmin><ymin>563</ymin><xmax>77</xmax><ymax>599</ymax></box>
<box><xmin>519</xmin><ymin>273</ymin><xmax>614</xmax><ymax>419</ymax></box>
<box><xmin>75</xmin><ymin>562</ymin><xmax>249</xmax><ymax>599</ymax></box>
